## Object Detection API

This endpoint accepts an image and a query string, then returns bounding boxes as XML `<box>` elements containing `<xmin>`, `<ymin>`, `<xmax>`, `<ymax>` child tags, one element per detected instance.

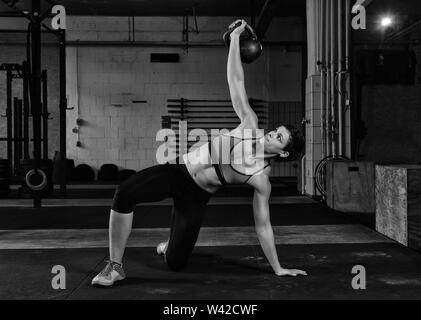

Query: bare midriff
<box><xmin>182</xmin><ymin>143</ymin><xmax>221</xmax><ymax>194</ymax></box>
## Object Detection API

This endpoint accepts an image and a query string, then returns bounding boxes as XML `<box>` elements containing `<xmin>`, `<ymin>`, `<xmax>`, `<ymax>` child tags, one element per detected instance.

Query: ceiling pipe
<box><xmin>337</xmin><ymin>0</ymin><xmax>343</xmax><ymax>156</ymax></box>
<box><xmin>255</xmin><ymin>0</ymin><xmax>279</xmax><ymax>39</ymax></box>
<box><xmin>330</xmin><ymin>0</ymin><xmax>337</xmax><ymax>157</ymax></box>
<box><xmin>319</xmin><ymin>0</ymin><xmax>327</xmax><ymax>160</ymax></box>
<box><xmin>345</xmin><ymin>0</ymin><xmax>352</xmax><ymax>159</ymax></box>
<box><xmin>250</xmin><ymin>0</ymin><xmax>256</xmax><ymax>29</ymax></box>
<box><xmin>325</xmin><ymin>0</ymin><xmax>331</xmax><ymax>156</ymax></box>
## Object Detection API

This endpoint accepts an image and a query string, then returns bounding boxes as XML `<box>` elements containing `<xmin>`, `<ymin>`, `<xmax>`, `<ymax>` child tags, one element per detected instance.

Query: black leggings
<box><xmin>112</xmin><ymin>163</ymin><xmax>212</xmax><ymax>271</ymax></box>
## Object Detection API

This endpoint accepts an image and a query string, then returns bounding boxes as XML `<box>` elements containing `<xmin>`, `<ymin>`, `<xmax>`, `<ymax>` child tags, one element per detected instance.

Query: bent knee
<box><xmin>112</xmin><ymin>185</ymin><xmax>134</xmax><ymax>213</ymax></box>
<box><xmin>165</xmin><ymin>254</ymin><xmax>188</xmax><ymax>272</ymax></box>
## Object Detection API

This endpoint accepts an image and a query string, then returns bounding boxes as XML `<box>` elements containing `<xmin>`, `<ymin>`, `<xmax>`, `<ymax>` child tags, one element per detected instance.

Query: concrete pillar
<box><xmin>305</xmin><ymin>0</ymin><xmax>323</xmax><ymax>196</ymax></box>
<box><xmin>304</xmin><ymin>0</ymin><xmax>352</xmax><ymax>196</ymax></box>
<box><xmin>304</xmin><ymin>75</ymin><xmax>322</xmax><ymax>196</ymax></box>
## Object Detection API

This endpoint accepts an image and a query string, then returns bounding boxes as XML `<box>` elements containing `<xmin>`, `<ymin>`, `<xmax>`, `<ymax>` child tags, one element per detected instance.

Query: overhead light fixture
<box><xmin>380</xmin><ymin>16</ymin><xmax>393</xmax><ymax>28</ymax></box>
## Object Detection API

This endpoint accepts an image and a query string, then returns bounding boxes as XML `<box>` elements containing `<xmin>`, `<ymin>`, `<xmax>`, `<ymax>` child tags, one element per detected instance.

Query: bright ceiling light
<box><xmin>380</xmin><ymin>16</ymin><xmax>393</xmax><ymax>27</ymax></box>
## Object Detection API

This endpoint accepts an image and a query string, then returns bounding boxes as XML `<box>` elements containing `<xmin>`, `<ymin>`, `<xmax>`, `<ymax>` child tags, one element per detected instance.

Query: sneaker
<box><xmin>91</xmin><ymin>260</ymin><xmax>126</xmax><ymax>287</ymax></box>
<box><xmin>157</xmin><ymin>241</ymin><xmax>168</xmax><ymax>256</ymax></box>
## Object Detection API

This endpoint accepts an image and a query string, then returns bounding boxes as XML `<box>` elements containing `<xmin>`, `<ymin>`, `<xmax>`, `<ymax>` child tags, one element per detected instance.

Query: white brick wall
<box><xmin>66</xmin><ymin>16</ymin><xmax>304</xmax><ymax>172</ymax></box>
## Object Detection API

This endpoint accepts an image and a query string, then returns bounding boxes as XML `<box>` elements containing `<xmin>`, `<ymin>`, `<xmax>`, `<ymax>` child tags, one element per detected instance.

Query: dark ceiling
<box><xmin>368</xmin><ymin>0</ymin><xmax>421</xmax><ymax>16</ymax></box>
<box><xmin>0</xmin><ymin>0</ymin><xmax>306</xmax><ymax>17</ymax></box>
<box><xmin>0</xmin><ymin>0</ymin><xmax>419</xmax><ymax>19</ymax></box>
<box><xmin>1</xmin><ymin>0</ymin><xmax>420</xmax><ymax>42</ymax></box>
<box><xmin>357</xmin><ymin>0</ymin><xmax>421</xmax><ymax>42</ymax></box>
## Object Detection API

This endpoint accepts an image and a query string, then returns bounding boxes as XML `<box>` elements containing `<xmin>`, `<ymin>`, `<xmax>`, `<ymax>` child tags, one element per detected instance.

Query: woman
<box><xmin>92</xmin><ymin>19</ymin><xmax>307</xmax><ymax>287</ymax></box>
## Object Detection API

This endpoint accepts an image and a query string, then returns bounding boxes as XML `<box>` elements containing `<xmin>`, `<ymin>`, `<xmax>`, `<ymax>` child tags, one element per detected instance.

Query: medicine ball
<box><xmin>223</xmin><ymin>21</ymin><xmax>263</xmax><ymax>64</ymax></box>
<box><xmin>98</xmin><ymin>164</ymin><xmax>119</xmax><ymax>181</ymax></box>
<box><xmin>72</xmin><ymin>164</ymin><xmax>95</xmax><ymax>182</ymax></box>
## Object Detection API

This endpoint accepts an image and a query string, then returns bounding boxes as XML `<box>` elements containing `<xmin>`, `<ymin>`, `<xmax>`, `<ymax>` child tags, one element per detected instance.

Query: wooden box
<box><xmin>376</xmin><ymin>165</ymin><xmax>421</xmax><ymax>250</ymax></box>
<box><xmin>326</xmin><ymin>161</ymin><xmax>375</xmax><ymax>213</ymax></box>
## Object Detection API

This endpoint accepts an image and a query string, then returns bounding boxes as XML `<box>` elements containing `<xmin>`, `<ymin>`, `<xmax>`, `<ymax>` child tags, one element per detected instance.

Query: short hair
<box><xmin>277</xmin><ymin>124</ymin><xmax>305</xmax><ymax>161</ymax></box>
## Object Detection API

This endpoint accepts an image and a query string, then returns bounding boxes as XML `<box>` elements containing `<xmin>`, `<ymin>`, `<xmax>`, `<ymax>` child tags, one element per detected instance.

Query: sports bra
<box><xmin>208</xmin><ymin>134</ymin><xmax>270</xmax><ymax>186</ymax></box>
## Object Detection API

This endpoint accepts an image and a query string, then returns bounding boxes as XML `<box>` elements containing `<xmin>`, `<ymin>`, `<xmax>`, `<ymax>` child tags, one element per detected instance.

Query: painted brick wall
<box><xmin>65</xmin><ymin>16</ymin><xmax>304</xmax><ymax>173</ymax></box>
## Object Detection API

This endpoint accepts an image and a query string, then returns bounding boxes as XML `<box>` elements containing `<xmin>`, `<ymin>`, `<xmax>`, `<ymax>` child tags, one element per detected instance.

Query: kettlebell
<box><xmin>223</xmin><ymin>21</ymin><xmax>263</xmax><ymax>64</ymax></box>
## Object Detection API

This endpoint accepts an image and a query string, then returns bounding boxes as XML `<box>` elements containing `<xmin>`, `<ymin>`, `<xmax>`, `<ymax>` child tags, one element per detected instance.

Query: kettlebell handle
<box><xmin>245</xmin><ymin>24</ymin><xmax>258</xmax><ymax>40</ymax></box>
<box><xmin>229</xmin><ymin>21</ymin><xmax>257</xmax><ymax>40</ymax></box>
<box><xmin>225</xmin><ymin>21</ymin><xmax>258</xmax><ymax>43</ymax></box>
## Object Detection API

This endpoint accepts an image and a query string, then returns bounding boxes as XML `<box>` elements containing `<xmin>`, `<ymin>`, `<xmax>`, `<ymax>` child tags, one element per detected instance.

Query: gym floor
<box><xmin>1</xmin><ymin>185</ymin><xmax>421</xmax><ymax>300</ymax></box>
